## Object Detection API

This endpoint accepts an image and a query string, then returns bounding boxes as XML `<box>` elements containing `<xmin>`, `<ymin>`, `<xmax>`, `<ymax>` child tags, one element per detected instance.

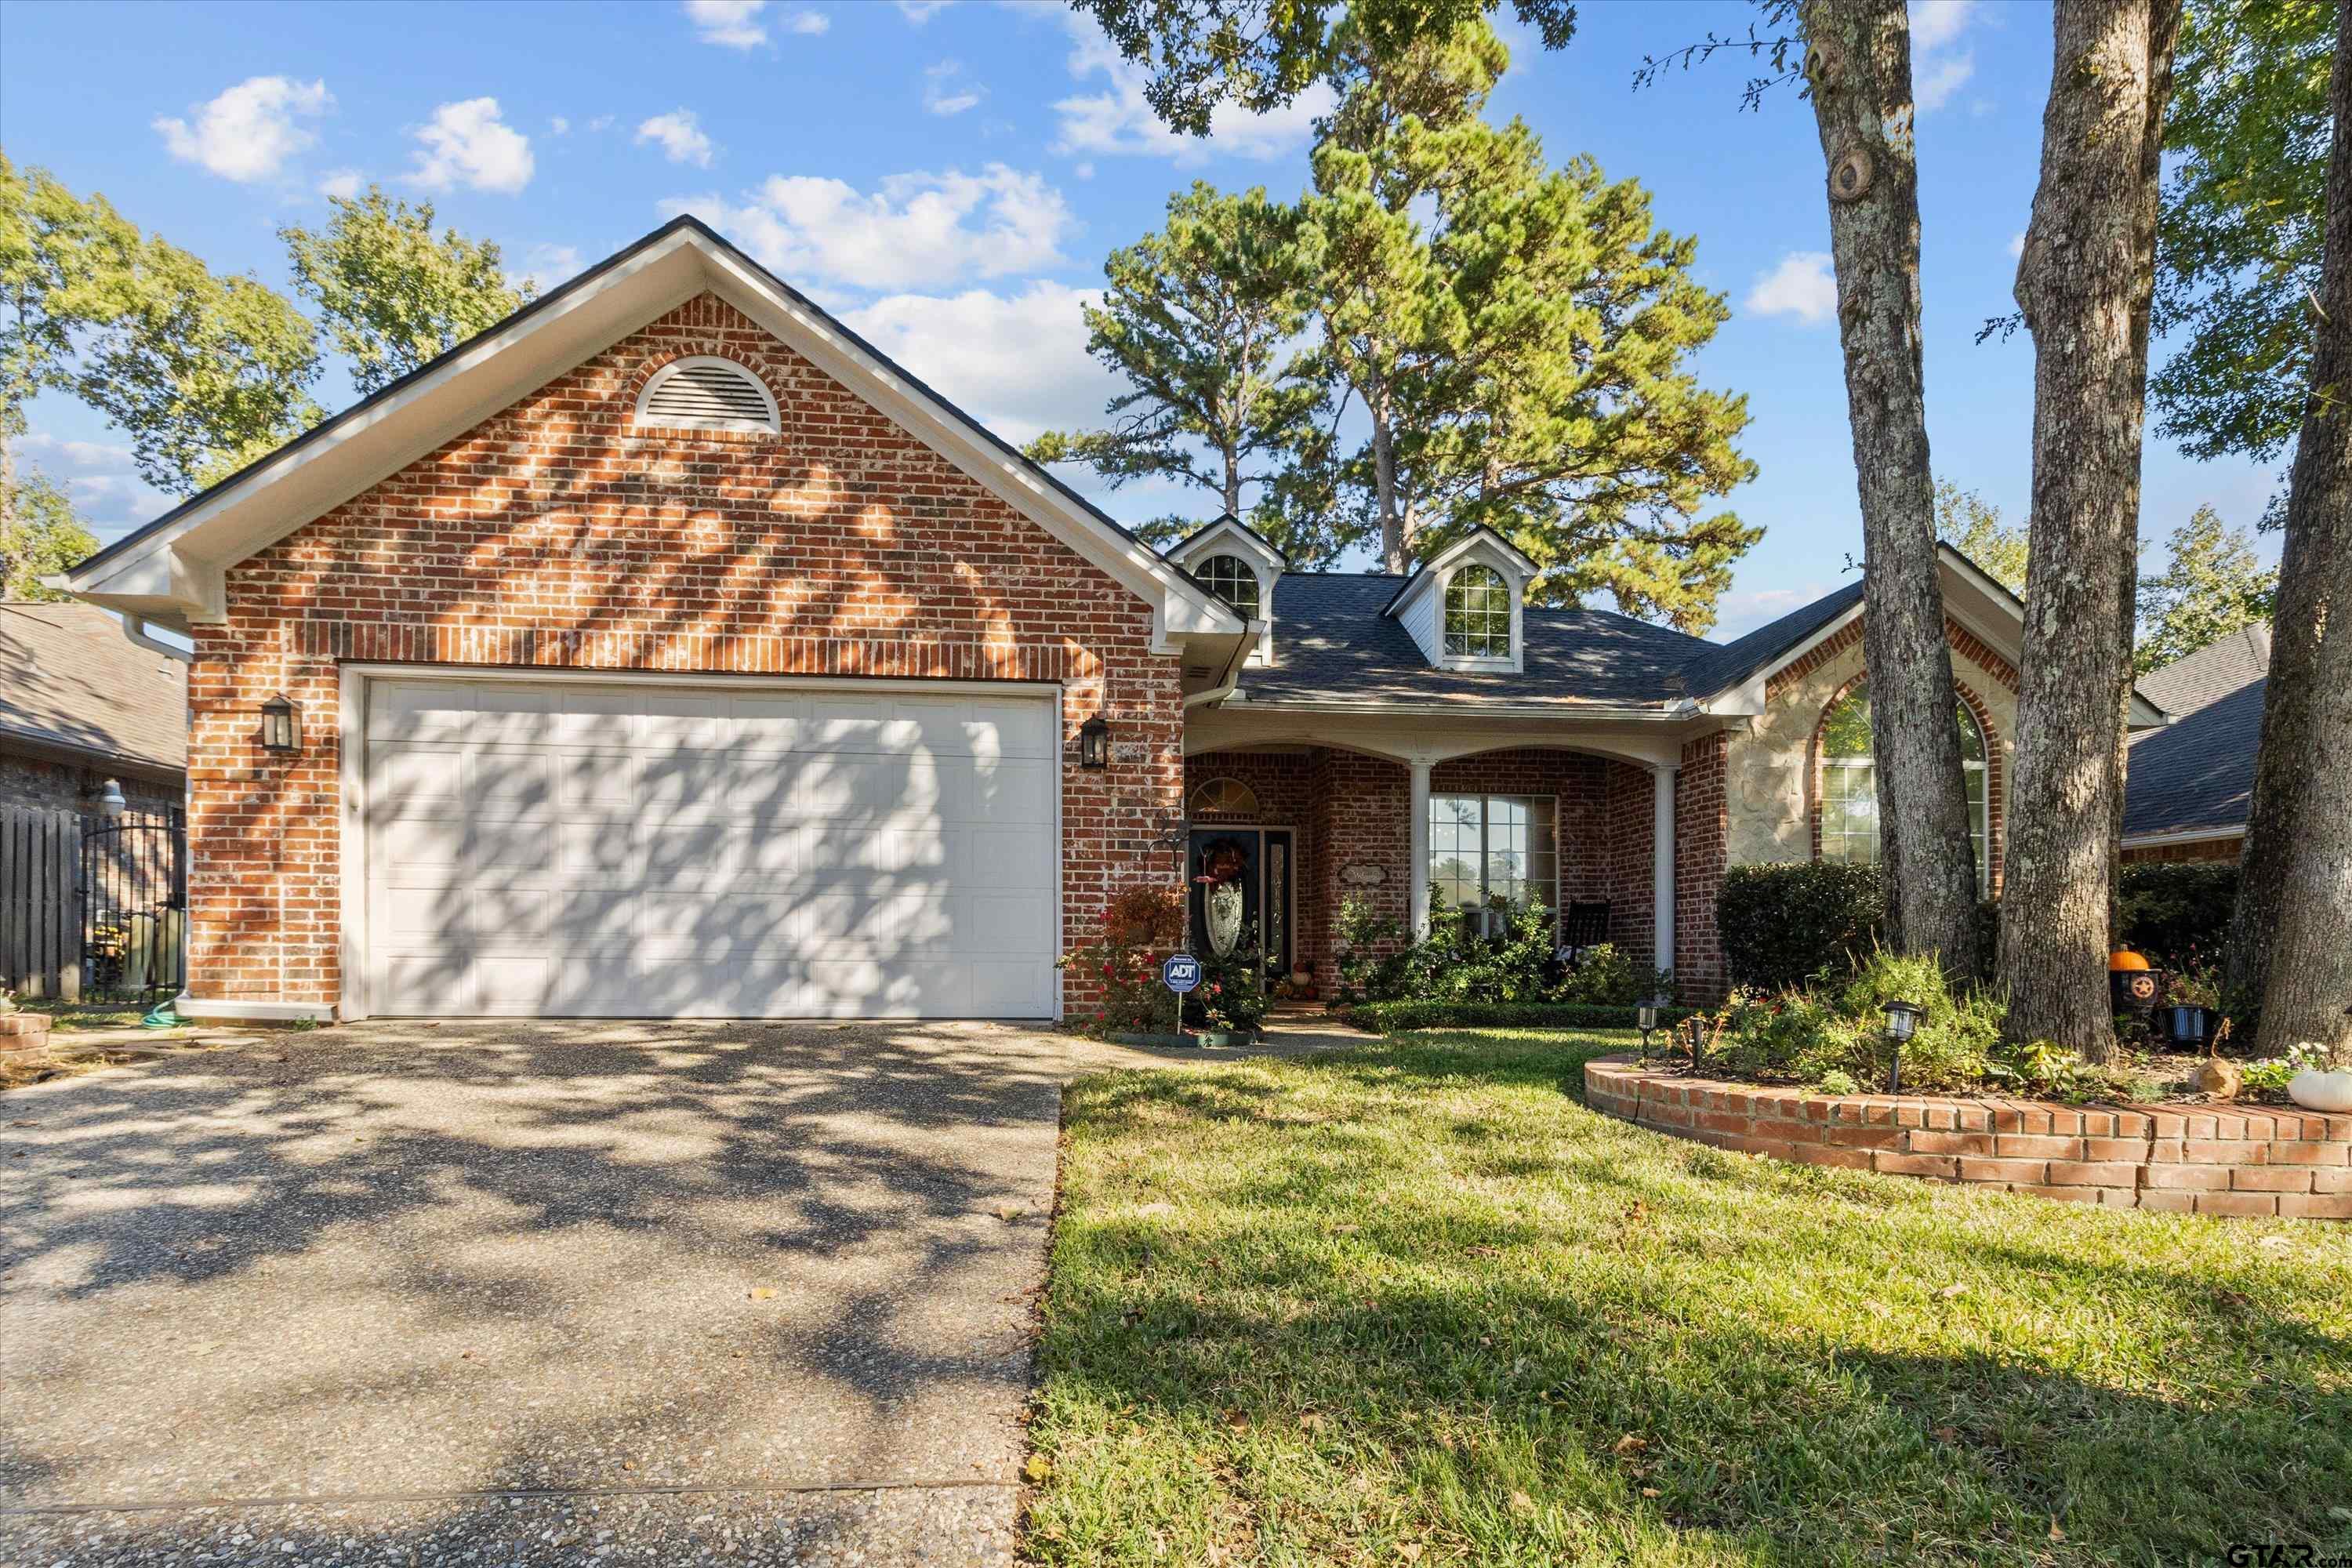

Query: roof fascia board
<box><xmin>1167</xmin><ymin>514</ymin><xmax>1288</xmax><ymax>575</ymax></box>
<box><xmin>2119</xmin><ymin>826</ymin><xmax>2243</xmax><ymax>848</ymax></box>
<box><xmin>1231</xmin><ymin>695</ymin><xmax>1686</xmax><ymax>722</ymax></box>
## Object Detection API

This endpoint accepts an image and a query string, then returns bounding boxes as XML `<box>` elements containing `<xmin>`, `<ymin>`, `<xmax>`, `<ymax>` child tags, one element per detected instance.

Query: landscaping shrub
<box><xmin>1058</xmin><ymin>885</ymin><xmax>1184</xmax><ymax>1034</ymax></box>
<box><xmin>1348</xmin><ymin>1000</ymin><xmax>1697</xmax><ymax>1035</ymax></box>
<box><xmin>1337</xmin><ymin>900</ymin><xmax>1675</xmax><ymax>1011</ymax></box>
<box><xmin>1705</xmin><ymin>948</ymin><xmax>2002</xmax><ymax>1092</ymax></box>
<box><xmin>1715</xmin><ymin>862</ymin><xmax>1886</xmax><ymax>990</ymax></box>
<box><xmin>2115</xmin><ymin>861</ymin><xmax>2238</xmax><ymax>969</ymax></box>
<box><xmin>1193</xmin><ymin>930</ymin><xmax>1272</xmax><ymax>1036</ymax></box>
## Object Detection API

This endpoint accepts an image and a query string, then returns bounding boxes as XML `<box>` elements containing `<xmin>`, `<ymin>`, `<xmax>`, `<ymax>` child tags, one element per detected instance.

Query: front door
<box><xmin>1187</xmin><ymin>828</ymin><xmax>1294</xmax><ymax>979</ymax></box>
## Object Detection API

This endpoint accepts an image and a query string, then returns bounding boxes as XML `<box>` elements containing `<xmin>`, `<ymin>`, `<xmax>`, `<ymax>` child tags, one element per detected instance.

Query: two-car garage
<box><xmin>358</xmin><ymin>675</ymin><xmax>1061</xmax><ymax>1019</ymax></box>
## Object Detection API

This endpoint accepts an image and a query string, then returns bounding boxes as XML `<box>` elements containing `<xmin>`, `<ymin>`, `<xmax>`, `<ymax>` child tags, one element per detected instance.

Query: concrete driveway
<box><xmin>0</xmin><ymin>1020</ymin><xmax>1075</xmax><ymax>1566</ymax></box>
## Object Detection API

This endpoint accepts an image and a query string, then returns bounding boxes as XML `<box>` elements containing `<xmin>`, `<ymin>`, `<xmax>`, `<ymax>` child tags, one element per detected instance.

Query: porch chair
<box><xmin>1556</xmin><ymin>900</ymin><xmax>1613</xmax><ymax>967</ymax></box>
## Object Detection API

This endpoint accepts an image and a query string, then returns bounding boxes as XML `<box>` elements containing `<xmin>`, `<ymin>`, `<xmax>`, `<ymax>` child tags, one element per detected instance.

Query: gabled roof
<box><xmin>2123</xmin><ymin>629</ymin><xmax>2270</xmax><ymax>841</ymax></box>
<box><xmin>0</xmin><ymin>602</ymin><xmax>187</xmax><ymax>776</ymax></box>
<box><xmin>62</xmin><ymin>216</ymin><xmax>1240</xmax><ymax>648</ymax></box>
<box><xmin>1381</xmin><ymin>526</ymin><xmax>1541</xmax><ymax>618</ymax></box>
<box><xmin>1167</xmin><ymin>513</ymin><xmax>1291</xmax><ymax>569</ymax></box>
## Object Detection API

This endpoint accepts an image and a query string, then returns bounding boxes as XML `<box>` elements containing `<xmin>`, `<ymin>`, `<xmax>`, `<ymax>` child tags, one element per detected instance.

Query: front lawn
<box><xmin>1025</xmin><ymin>1029</ymin><xmax>2351</xmax><ymax>1566</ymax></box>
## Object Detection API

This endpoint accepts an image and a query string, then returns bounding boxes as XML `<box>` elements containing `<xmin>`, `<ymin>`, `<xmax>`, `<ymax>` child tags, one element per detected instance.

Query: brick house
<box><xmin>59</xmin><ymin>219</ymin><xmax>2158</xmax><ymax>1024</ymax></box>
<box><xmin>1</xmin><ymin>601</ymin><xmax>187</xmax><ymax>818</ymax></box>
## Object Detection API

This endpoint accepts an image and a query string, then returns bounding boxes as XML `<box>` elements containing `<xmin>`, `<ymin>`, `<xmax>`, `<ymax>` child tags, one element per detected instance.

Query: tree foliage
<box><xmin>2153</xmin><ymin>0</ymin><xmax>2336</xmax><ymax>466</ymax></box>
<box><xmin>1023</xmin><ymin>184</ymin><xmax>1335</xmax><ymax>561</ymax></box>
<box><xmin>1</xmin><ymin>151</ymin><xmax>321</xmax><ymax>499</ymax></box>
<box><xmin>2135</xmin><ymin>503</ymin><xmax>2278</xmax><ymax>672</ymax></box>
<box><xmin>1933</xmin><ymin>481</ymin><xmax>2028</xmax><ymax>593</ymax></box>
<box><xmin>1070</xmin><ymin>0</ymin><xmax>1575</xmax><ymax>137</ymax></box>
<box><xmin>0</xmin><ymin>466</ymin><xmax>96</xmax><ymax>599</ymax></box>
<box><xmin>281</xmin><ymin>186</ymin><xmax>534</xmax><ymax>398</ymax></box>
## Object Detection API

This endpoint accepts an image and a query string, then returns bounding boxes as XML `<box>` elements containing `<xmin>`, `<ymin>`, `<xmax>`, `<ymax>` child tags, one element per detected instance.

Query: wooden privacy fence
<box><xmin>2</xmin><ymin>808</ymin><xmax>82</xmax><ymax>1001</ymax></box>
<box><xmin>2</xmin><ymin>808</ymin><xmax>187</xmax><ymax>1004</ymax></box>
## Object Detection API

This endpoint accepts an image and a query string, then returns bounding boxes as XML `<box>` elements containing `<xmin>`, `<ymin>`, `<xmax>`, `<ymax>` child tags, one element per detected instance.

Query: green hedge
<box><xmin>1716</xmin><ymin>862</ymin><xmax>1887</xmax><ymax>990</ymax></box>
<box><xmin>1345</xmin><ymin>1000</ymin><xmax>1698</xmax><ymax>1036</ymax></box>
<box><xmin>2116</xmin><ymin>862</ymin><xmax>2238</xmax><ymax>969</ymax></box>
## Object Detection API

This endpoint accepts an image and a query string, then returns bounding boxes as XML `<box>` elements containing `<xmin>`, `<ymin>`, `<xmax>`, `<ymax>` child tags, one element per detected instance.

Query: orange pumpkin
<box><xmin>2107</xmin><ymin>949</ymin><xmax>2151</xmax><ymax>972</ymax></box>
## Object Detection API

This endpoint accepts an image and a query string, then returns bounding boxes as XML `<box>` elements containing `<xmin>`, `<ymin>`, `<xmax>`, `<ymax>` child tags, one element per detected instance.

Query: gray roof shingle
<box><xmin>2123</xmin><ymin>628</ymin><xmax>2269</xmax><ymax>840</ymax></box>
<box><xmin>0</xmin><ymin>603</ymin><xmax>188</xmax><ymax>775</ymax></box>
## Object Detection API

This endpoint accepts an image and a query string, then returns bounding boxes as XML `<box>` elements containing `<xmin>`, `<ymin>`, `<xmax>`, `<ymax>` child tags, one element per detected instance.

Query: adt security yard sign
<box><xmin>1161</xmin><ymin>953</ymin><xmax>1202</xmax><ymax>993</ymax></box>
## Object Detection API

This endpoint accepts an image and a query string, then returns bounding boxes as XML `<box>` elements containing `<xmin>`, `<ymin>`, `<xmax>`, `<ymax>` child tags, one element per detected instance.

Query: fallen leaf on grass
<box><xmin>1222</xmin><ymin>1408</ymin><xmax>1250</xmax><ymax>1431</ymax></box>
<box><xmin>2048</xmin><ymin>1519</ymin><xmax>2066</xmax><ymax>1542</ymax></box>
<box><xmin>1508</xmin><ymin>1490</ymin><xmax>1535</xmax><ymax>1516</ymax></box>
<box><xmin>1931</xmin><ymin>1425</ymin><xmax>1959</xmax><ymax>1443</ymax></box>
<box><xmin>1397</xmin><ymin>1544</ymin><xmax>1424</xmax><ymax>1563</ymax></box>
<box><xmin>1613</xmin><ymin>1435</ymin><xmax>1649</xmax><ymax>1456</ymax></box>
<box><xmin>1640</xmin><ymin>1486</ymin><xmax>1661</xmax><ymax>1498</ymax></box>
<box><xmin>1298</xmin><ymin>1412</ymin><xmax>1328</xmax><ymax>1432</ymax></box>
<box><xmin>1023</xmin><ymin>1454</ymin><xmax>1052</xmax><ymax>1483</ymax></box>
<box><xmin>1935</xmin><ymin>1283</ymin><xmax>1967</xmax><ymax>1299</ymax></box>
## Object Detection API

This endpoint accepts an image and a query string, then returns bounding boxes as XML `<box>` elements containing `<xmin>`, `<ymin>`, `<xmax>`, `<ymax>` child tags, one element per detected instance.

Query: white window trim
<box><xmin>633</xmin><ymin>354</ymin><xmax>782</xmax><ymax>434</ymax></box>
<box><xmin>1439</xmin><ymin>562</ymin><xmax>1520</xmax><ymax>672</ymax></box>
<box><xmin>1817</xmin><ymin>709</ymin><xmax>1992</xmax><ymax>886</ymax></box>
<box><xmin>1428</xmin><ymin>791</ymin><xmax>1559</xmax><ymax>935</ymax></box>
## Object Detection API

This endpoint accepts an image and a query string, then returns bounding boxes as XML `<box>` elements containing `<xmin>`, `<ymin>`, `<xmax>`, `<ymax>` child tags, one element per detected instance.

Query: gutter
<box><xmin>1183</xmin><ymin>626</ymin><xmax>1260</xmax><ymax>710</ymax></box>
<box><xmin>1221</xmin><ymin>695</ymin><xmax>1704</xmax><ymax>724</ymax></box>
<box><xmin>2118</xmin><ymin>826</ymin><xmax>2244</xmax><ymax>850</ymax></box>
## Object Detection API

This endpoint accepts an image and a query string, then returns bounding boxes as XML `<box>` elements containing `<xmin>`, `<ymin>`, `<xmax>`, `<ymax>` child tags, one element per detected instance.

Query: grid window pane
<box><xmin>1443</xmin><ymin>565</ymin><xmax>1511</xmax><ymax>658</ymax></box>
<box><xmin>1428</xmin><ymin>793</ymin><xmax>1557</xmax><ymax>935</ymax></box>
<box><xmin>1818</xmin><ymin>684</ymin><xmax>1993</xmax><ymax>883</ymax></box>
<box><xmin>1198</xmin><ymin>555</ymin><xmax>1261</xmax><ymax>620</ymax></box>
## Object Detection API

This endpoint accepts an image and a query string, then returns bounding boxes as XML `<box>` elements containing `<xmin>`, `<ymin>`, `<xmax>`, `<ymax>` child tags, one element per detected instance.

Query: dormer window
<box><xmin>1198</xmin><ymin>554</ymin><xmax>1261</xmax><ymax>620</ymax></box>
<box><xmin>1444</xmin><ymin>564</ymin><xmax>1510</xmax><ymax>658</ymax></box>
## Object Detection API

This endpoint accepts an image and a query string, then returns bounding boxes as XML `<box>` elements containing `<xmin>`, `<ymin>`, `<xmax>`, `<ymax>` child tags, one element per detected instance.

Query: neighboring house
<box><xmin>60</xmin><ymin>218</ymin><xmax>2161</xmax><ymax>1023</ymax></box>
<box><xmin>0</xmin><ymin>601</ymin><xmax>187</xmax><ymax>818</ymax></box>
<box><xmin>2122</xmin><ymin>626</ymin><xmax>2268</xmax><ymax>865</ymax></box>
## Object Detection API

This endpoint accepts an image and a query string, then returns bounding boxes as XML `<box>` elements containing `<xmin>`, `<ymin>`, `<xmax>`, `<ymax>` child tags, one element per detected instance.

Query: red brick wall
<box><xmin>187</xmin><ymin>292</ymin><xmax>1185</xmax><ymax>1013</ymax></box>
<box><xmin>2121</xmin><ymin>836</ymin><xmax>2241</xmax><ymax>864</ymax></box>
<box><xmin>1587</xmin><ymin>1058</ymin><xmax>2352</xmax><ymax>1220</ymax></box>
<box><xmin>1305</xmin><ymin>749</ymin><xmax>1409</xmax><ymax>978</ymax></box>
<box><xmin>1675</xmin><ymin>732</ymin><xmax>1730</xmax><ymax>1000</ymax></box>
<box><xmin>1428</xmin><ymin>749</ymin><xmax>1657</xmax><ymax>967</ymax></box>
<box><xmin>1184</xmin><ymin>751</ymin><xmax>1316</xmax><ymax>832</ymax></box>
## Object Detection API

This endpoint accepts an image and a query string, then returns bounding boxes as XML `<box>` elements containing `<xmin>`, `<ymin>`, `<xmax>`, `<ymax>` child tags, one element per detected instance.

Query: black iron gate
<box><xmin>80</xmin><ymin>812</ymin><xmax>187</xmax><ymax>1004</ymax></box>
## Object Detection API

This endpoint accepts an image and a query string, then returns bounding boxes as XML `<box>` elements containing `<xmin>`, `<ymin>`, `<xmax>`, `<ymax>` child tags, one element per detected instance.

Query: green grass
<box><xmin>1025</xmin><ymin>1029</ymin><xmax>2352</xmax><ymax>1566</ymax></box>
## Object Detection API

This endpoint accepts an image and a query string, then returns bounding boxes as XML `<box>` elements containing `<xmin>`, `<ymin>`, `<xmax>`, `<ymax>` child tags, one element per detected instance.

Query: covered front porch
<box><xmin>1179</xmin><ymin>704</ymin><xmax>1730</xmax><ymax>999</ymax></box>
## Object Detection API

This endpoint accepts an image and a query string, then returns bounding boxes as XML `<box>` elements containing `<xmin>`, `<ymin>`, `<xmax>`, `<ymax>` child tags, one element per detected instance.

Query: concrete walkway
<box><xmin>0</xmin><ymin>1020</ymin><xmax>1078</xmax><ymax>1566</ymax></box>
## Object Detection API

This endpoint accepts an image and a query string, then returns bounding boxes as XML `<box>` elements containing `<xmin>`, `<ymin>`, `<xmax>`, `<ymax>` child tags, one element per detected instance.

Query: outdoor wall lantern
<box><xmin>92</xmin><ymin>777</ymin><xmax>128</xmax><ymax>816</ymax></box>
<box><xmin>260</xmin><ymin>692</ymin><xmax>302</xmax><ymax>755</ymax></box>
<box><xmin>1883</xmin><ymin>998</ymin><xmax>1923</xmax><ymax>1093</ymax></box>
<box><xmin>1078</xmin><ymin>712</ymin><xmax>1111</xmax><ymax>770</ymax></box>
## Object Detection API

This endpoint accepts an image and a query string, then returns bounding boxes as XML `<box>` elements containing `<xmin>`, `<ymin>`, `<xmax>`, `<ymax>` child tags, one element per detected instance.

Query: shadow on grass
<box><xmin>1033</xmin><ymin>1031</ymin><xmax>2352</xmax><ymax>1565</ymax></box>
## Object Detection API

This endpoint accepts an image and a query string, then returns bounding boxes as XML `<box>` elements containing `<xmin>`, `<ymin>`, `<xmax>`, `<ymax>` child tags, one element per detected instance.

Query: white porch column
<box><xmin>1408</xmin><ymin>758</ymin><xmax>1432</xmax><ymax>937</ymax></box>
<box><xmin>1652</xmin><ymin>764</ymin><xmax>1677</xmax><ymax>977</ymax></box>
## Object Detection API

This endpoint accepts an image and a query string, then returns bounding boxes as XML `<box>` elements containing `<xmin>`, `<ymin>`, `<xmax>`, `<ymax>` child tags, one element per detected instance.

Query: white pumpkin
<box><xmin>2286</xmin><ymin>1067</ymin><xmax>2352</xmax><ymax>1114</ymax></box>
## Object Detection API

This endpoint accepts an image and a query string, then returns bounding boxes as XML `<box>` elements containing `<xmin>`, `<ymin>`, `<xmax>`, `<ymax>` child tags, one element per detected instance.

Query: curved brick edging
<box><xmin>1583</xmin><ymin>1055</ymin><xmax>2352</xmax><ymax>1220</ymax></box>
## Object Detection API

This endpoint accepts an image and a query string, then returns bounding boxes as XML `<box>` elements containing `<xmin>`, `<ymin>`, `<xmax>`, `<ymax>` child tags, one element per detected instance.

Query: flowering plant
<box><xmin>1058</xmin><ymin>885</ymin><xmax>1185</xmax><ymax>1035</ymax></box>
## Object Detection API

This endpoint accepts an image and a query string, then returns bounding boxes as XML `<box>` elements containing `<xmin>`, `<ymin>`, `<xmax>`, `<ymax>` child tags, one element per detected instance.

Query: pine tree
<box><xmin>2134</xmin><ymin>503</ymin><xmax>2277</xmax><ymax>673</ymax></box>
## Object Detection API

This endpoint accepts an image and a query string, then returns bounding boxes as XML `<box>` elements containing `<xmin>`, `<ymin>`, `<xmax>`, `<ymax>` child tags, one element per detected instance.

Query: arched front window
<box><xmin>1443</xmin><ymin>564</ymin><xmax>1510</xmax><ymax>658</ymax></box>
<box><xmin>1197</xmin><ymin>554</ymin><xmax>1260</xmax><ymax>620</ymax></box>
<box><xmin>1819</xmin><ymin>680</ymin><xmax>1990</xmax><ymax>884</ymax></box>
<box><xmin>1189</xmin><ymin>776</ymin><xmax>1259</xmax><ymax>818</ymax></box>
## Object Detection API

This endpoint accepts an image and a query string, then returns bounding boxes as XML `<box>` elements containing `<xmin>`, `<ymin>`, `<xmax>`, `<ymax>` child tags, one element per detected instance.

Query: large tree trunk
<box><xmin>2235</xmin><ymin>3</ymin><xmax>2352</xmax><ymax>1060</ymax></box>
<box><xmin>2001</xmin><ymin>0</ymin><xmax>2182</xmax><ymax>1060</ymax></box>
<box><xmin>1800</xmin><ymin>0</ymin><xmax>1979</xmax><ymax>975</ymax></box>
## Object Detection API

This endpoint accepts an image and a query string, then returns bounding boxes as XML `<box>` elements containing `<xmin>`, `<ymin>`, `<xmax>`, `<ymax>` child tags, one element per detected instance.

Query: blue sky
<box><xmin>0</xmin><ymin>0</ymin><xmax>2279</xmax><ymax>638</ymax></box>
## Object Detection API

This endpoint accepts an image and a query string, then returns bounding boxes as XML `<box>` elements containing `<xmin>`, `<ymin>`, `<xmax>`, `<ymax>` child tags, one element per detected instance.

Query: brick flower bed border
<box><xmin>1584</xmin><ymin>1055</ymin><xmax>2351</xmax><ymax>1220</ymax></box>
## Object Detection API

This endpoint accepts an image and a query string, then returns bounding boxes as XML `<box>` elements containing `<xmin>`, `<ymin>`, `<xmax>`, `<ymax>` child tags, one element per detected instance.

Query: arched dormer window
<box><xmin>1444</xmin><ymin>564</ymin><xmax>1511</xmax><ymax>659</ymax></box>
<box><xmin>1188</xmin><ymin>777</ymin><xmax>1259</xmax><ymax>818</ymax></box>
<box><xmin>1196</xmin><ymin>554</ymin><xmax>1261</xmax><ymax>620</ymax></box>
<box><xmin>634</xmin><ymin>356</ymin><xmax>780</xmax><ymax>434</ymax></box>
<box><xmin>1818</xmin><ymin>679</ymin><xmax>1991</xmax><ymax>885</ymax></box>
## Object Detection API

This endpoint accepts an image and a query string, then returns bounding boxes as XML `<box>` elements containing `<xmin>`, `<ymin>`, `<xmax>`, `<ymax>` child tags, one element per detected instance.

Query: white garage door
<box><xmin>362</xmin><ymin>678</ymin><xmax>1058</xmax><ymax>1018</ymax></box>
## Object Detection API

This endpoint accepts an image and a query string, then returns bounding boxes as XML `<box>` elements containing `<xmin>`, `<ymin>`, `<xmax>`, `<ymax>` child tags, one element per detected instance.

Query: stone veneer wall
<box><xmin>1585</xmin><ymin>1057</ymin><xmax>2352</xmax><ymax>1220</ymax></box>
<box><xmin>1727</xmin><ymin>619</ymin><xmax>2018</xmax><ymax>889</ymax></box>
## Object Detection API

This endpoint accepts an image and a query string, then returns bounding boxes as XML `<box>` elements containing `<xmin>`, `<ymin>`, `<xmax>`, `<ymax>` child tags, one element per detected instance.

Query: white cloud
<box><xmin>10</xmin><ymin>430</ymin><xmax>177</xmax><ymax>539</ymax></box>
<box><xmin>784</xmin><ymin>9</ymin><xmax>828</xmax><ymax>34</ymax></box>
<box><xmin>2007</xmin><ymin>230</ymin><xmax>2026</xmax><ymax>259</ymax></box>
<box><xmin>1908</xmin><ymin>0</ymin><xmax>1977</xmax><ymax>112</ymax></box>
<box><xmin>511</xmin><ymin>242</ymin><xmax>584</xmax><ymax>292</ymax></box>
<box><xmin>317</xmin><ymin>168</ymin><xmax>365</xmax><ymax>200</ymax></box>
<box><xmin>839</xmin><ymin>282</ymin><xmax>1107</xmax><ymax>446</ymax></box>
<box><xmin>661</xmin><ymin>163</ymin><xmax>1074</xmax><ymax>291</ymax></box>
<box><xmin>407</xmin><ymin>98</ymin><xmax>535</xmax><ymax>194</ymax></box>
<box><xmin>1744</xmin><ymin>252</ymin><xmax>1838</xmax><ymax>325</ymax></box>
<box><xmin>550</xmin><ymin>115</ymin><xmax>572</xmax><ymax>136</ymax></box>
<box><xmin>923</xmin><ymin>60</ymin><xmax>983</xmax><ymax>117</ymax></box>
<box><xmin>896</xmin><ymin>1</ymin><xmax>950</xmax><ymax>20</ymax></box>
<box><xmin>1052</xmin><ymin>16</ymin><xmax>1332</xmax><ymax>164</ymax></box>
<box><xmin>637</xmin><ymin>109</ymin><xmax>717</xmax><ymax>167</ymax></box>
<box><xmin>1711</xmin><ymin>582</ymin><xmax>1834</xmax><ymax>640</ymax></box>
<box><xmin>153</xmin><ymin>75</ymin><xmax>331</xmax><ymax>183</ymax></box>
<box><xmin>686</xmin><ymin>0</ymin><xmax>768</xmax><ymax>48</ymax></box>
